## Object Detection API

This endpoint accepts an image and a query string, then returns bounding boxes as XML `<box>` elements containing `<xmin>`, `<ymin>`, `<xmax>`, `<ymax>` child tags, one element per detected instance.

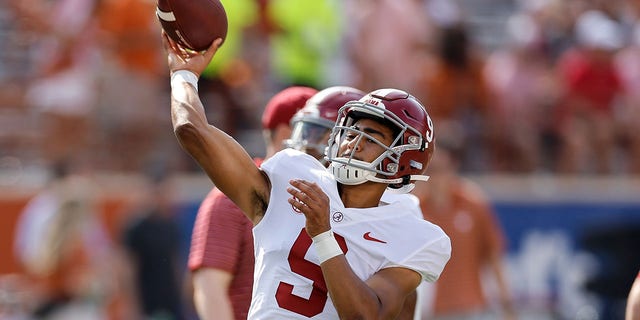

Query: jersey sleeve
<box><xmin>398</xmin><ymin>225</ymin><xmax>451</xmax><ymax>283</ymax></box>
<box><xmin>188</xmin><ymin>188</ymin><xmax>250</xmax><ymax>272</ymax></box>
<box><xmin>260</xmin><ymin>149</ymin><xmax>325</xmax><ymax>198</ymax></box>
<box><xmin>260</xmin><ymin>149</ymin><xmax>302</xmax><ymax>178</ymax></box>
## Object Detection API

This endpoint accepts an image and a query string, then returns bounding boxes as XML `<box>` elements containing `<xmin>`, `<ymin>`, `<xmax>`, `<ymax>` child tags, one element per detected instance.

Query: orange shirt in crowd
<box><xmin>420</xmin><ymin>181</ymin><xmax>505</xmax><ymax>314</ymax></box>
<box><xmin>98</xmin><ymin>0</ymin><xmax>163</xmax><ymax>75</ymax></box>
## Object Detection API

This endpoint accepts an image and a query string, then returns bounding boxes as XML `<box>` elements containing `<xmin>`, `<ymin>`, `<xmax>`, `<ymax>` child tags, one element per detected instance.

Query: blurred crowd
<box><xmin>0</xmin><ymin>0</ymin><xmax>639</xmax><ymax>176</ymax></box>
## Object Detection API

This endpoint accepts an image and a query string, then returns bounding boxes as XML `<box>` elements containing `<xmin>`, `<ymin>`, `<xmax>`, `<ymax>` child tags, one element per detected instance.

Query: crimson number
<box><xmin>275</xmin><ymin>228</ymin><xmax>348</xmax><ymax>317</ymax></box>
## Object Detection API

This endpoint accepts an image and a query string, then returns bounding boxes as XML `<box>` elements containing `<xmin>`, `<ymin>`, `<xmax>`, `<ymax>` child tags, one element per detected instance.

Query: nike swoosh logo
<box><xmin>363</xmin><ymin>232</ymin><xmax>387</xmax><ymax>244</ymax></box>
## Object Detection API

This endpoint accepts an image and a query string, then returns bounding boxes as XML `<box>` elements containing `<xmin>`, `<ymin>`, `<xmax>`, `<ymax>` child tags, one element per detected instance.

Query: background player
<box><xmin>285</xmin><ymin>86</ymin><xmax>366</xmax><ymax>164</ymax></box>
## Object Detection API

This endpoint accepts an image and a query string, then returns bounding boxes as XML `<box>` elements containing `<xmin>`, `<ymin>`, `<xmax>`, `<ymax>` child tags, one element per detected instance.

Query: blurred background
<box><xmin>0</xmin><ymin>0</ymin><xmax>639</xmax><ymax>319</ymax></box>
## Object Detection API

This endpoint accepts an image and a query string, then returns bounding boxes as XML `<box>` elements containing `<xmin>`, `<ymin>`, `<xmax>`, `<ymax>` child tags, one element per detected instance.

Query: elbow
<box><xmin>171</xmin><ymin>98</ymin><xmax>207</xmax><ymax>144</ymax></box>
<box><xmin>173</xmin><ymin>120</ymin><xmax>206</xmax><ymax>153</ymax></box>
<box><xmin>170</xmin><ymin>97</ymin><xmax>212</xmax><ymax>157</ymax></box>
<box><xmin>174</xmin><ymin>120</ymin><xmax>198</xmax><ymax>142</ymax></box>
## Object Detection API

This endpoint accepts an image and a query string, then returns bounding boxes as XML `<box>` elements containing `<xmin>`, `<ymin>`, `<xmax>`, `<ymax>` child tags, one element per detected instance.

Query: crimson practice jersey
<box><xmin>249</xmin><ymin>149</ymin><xmax>451</xmax><ymax>319</ymax></box>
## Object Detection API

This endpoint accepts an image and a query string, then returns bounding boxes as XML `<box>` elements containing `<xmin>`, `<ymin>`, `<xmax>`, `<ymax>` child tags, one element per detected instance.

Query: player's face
<box><xmin>288</xmin><ymin>121</ymin><xmax>333</xmax><ymax>161</ymax></box>
<box><xmin>338</xmin><ymin>118</ymin><xmax>394</xmax><ymax>163</ymax></box>
<box><xmin>301</xmin><ymin>124</ymin><xmax>331</xmax><ymax>160</ymax></box>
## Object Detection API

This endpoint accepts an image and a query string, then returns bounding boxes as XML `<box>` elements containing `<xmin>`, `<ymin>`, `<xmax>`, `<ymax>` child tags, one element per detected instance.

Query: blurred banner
<box><xmin>477</xmin><ymin>175</ymin><xmax>640</xmax><ymax>319</ymax></box>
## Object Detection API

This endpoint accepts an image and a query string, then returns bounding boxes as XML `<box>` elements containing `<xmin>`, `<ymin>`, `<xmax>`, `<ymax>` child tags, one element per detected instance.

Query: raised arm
<box><xmin>164</xmin><ymin>34</ymin><xmax>270</xmax><ymax>222</ymax></box>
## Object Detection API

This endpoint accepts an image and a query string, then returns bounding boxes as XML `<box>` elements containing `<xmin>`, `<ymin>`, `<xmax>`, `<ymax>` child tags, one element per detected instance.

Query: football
<box><xmin>156</xmin><ymin>0</ymin><xmax>228</xmax><ymax>51</ymax></box>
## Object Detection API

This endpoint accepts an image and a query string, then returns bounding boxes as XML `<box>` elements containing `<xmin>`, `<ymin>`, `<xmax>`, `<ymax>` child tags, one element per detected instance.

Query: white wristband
<box><xmin>171</xmin><ymin>70</ymin><xmax>199</xmax><ymax>92</ymax></box>
<box><xmin>312</xmin><ymin>230</ymin><xmax>342</xmax><ymax>264</ymax></box>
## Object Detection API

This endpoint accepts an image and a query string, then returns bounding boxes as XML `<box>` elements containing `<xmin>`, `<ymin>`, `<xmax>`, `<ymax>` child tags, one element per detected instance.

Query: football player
<box><xmin>164</xmin><ymin>35</ymin><xmax>450</xmax><ymax>319</ymax></box>
<box><xmin>286</xmin><ymin>86</ymin><xmax>428</xmax><ymax>319</ymax></box>
<box><xmin>285</xmin><ymin>86</ymin><xmax>366</xmax><ymax>164</ymax></box>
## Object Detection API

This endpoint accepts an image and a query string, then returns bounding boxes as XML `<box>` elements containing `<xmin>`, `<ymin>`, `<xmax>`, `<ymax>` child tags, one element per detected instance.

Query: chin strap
<box><xmin>366</xmin><ymin>174</ymin><xmax>430</xmax><ymax>185</ymax></box>
<box><xmin>411</xmin><ymin>175</ymin><xmax>430</xmax><ymax>182</ymax></box>
<box><xmin>366</xmin><ymin>174</ymin><xmax>430</xmax><ymax>194</ymax></box>
<box><xmin>330</xmin><ymin>158</ymin><xmax>430</xmax><ymax>193</ymax></box>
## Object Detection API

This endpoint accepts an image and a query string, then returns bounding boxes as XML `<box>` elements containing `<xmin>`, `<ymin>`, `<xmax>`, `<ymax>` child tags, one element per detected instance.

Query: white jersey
<box><xmin>381</xmin><ymin>192</ymin><xmax>422</xmax><ymax>218</ymax></box>
<box><xmin>249</xmin><ymin>149</ymin><xmax>450</xmax><ymax>319</ymax></box>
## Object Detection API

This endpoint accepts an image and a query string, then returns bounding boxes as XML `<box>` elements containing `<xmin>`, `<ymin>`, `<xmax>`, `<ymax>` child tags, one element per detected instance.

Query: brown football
<box><xmin>156</xmin><ymin>0</ymin><xmax>228</xmax><ymax>51</ymax></box>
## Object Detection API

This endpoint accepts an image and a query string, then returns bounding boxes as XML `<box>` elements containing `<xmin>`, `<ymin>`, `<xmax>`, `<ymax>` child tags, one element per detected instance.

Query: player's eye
<box><xmin>344</xmin><ymin>131</ymin><xmax>358</xmax><ymax>141</ymax></box>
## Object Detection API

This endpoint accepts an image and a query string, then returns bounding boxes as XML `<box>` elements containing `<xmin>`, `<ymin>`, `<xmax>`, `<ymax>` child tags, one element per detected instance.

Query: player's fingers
<box><xmin>286</xmin><ymin>187</ymin><xmax>310</xmax><ymax>203</ymax></box>
<box><xmin>162</xmin><ymin>32</ymin><xmax>197</xmax><ymax>61</ymax></box>
<box><xmin>161</xmin><ymin>30</ymin><xmax>172</xmax><ymax>46</ymax></box>
<box><xmin>162</xmin><ymin>32</ymin><xmax>177</xmax><ymax>56</ymax></box>
<box><xmin>203</xmin><ymin>38</ymin><xmax>223</xmax><ymax>60</ymax></box>
<box><xmin>288</xmin><ymin>188</ymin><xmax>323</xmax><ymax>213</ymax></box>
<box><xmin>163</xmin><ymin>32</ymin><xmax>182</xmax><ymax>55</ymax></box>
<box><xmin>287</xmin><ymin>197</ymin><xmax>308</xmax><ymax>212</ymax></box>
<box><xmin>290</xmin><ymin>180</ymin><xmax>328</xmax><ymax>205</ymax></box>
<box><xmin>289</xmin><ymin>179</ymin><xmax>321</xmax><ymax>194</ymax></box>
<box><xmin>161</xmin><ymin>31</ymin><xmax>170</xmax><ymax>50</ymax></box>
<box><xmin>163</xmin><ymin>33</ymin><xmax>187</xmax><ymax>65</ymax></box>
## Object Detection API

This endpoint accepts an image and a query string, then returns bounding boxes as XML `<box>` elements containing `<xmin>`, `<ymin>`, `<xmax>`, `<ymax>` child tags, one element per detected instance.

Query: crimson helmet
<box><xmin>284</xmin><ymin>86</ymin><xmax>366</xmax><ymax>161</ymax></box>
<box><xmin>326</xmin><ymin>88</ymin><xmax>435</xmax><ymax>193</ymax></box>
